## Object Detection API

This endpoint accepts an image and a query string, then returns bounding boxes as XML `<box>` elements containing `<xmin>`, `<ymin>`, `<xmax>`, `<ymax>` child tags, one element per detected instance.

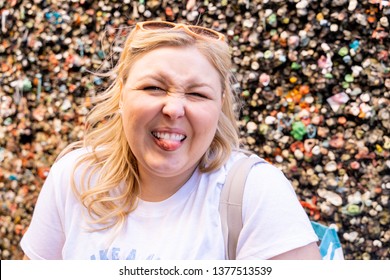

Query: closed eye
<box><xmin>144</xmin><ymin>86</ymin><xmax>165</xmax><ymax>92</ymax></box>
<box><xmin>141</xmin><ymin>86</ymin><xmax>167</xmax><ymax>96</ymax></box>
<box><xmin>187</xmin><ymin>92</ymin><xmax>209</xmax><ymax>99</ymax></box>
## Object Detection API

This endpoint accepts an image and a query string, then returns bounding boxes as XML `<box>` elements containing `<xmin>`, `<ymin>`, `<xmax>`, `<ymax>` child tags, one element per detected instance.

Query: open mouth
<box><xmin>151</xmin><ymin>131</ymin><xmax>187</xmax><ymax>151</ymax></box>
<box><xmin>151</xmin><ymin>131</ymin><xmax>186</xmax><ymax>142</ymax></box>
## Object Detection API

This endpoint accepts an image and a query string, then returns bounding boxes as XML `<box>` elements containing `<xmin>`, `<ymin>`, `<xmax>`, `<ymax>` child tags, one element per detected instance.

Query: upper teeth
<box><xmin>153</xmin><ymin>132</ymin><xmax>185</xmax><ymax>141</ymax></box>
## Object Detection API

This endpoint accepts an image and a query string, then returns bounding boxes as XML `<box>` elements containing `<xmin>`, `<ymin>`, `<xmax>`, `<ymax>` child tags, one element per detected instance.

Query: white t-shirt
<box><xmin>20</xmin><ymin>148</ymin><xmax>318</xmax><ymax>260</ymax></box>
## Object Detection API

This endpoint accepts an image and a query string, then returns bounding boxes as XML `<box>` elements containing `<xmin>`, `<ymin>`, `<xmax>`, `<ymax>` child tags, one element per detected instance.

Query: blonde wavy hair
<box><xmin>59</xmin><ymin>23</ymin><xmax>241</xmax><ymax>232</ymax></box>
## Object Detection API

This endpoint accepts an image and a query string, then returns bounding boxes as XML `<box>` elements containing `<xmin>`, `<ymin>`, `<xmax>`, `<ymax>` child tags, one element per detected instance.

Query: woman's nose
<box><xmin>161</xmin><ymin>95</ymin><xmax>185</xmax><ymax>119</ymax></box>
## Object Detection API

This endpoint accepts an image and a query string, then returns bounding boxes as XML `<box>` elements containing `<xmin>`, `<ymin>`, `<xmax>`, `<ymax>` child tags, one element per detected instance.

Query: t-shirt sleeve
<box><xmin>20</xmin><ymin>162</ymin><xmax>66</xmax><ymax>259</ymax></box>
<box><xmin>236</xmin><ymin>161</ymin><xmax>318</xmax><ymax>260</ymax></box>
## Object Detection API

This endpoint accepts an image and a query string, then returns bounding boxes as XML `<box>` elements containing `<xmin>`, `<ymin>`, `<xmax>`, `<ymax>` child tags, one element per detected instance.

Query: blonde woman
<box><xmin>21</xmin><ymin>21</ymin><xmax>321</xmax><ymax>260</ymax></box>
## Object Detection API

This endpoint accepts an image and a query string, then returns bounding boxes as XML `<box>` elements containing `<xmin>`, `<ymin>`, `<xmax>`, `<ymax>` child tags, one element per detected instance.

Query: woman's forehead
<box><xmin>126</xmin><ymin>46</ymin><xmax>221</xmax><ymax>83</ymax></box>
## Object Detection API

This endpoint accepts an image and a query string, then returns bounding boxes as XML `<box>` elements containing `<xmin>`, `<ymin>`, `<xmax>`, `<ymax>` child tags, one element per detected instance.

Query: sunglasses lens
<box><xmin>142</xmin><ymin>22</ymin><xmax>175</xmax><ymax>30</ymax></box>
<box><xmin>188</xmin><ymin>26</ymin><xmax>220</xmax><ymax>40</ymax></box>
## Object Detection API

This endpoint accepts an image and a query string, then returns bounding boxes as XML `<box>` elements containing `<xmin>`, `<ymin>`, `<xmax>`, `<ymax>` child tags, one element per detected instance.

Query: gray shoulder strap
<box><xmin>219</xmin><ymin>156</ymin><xmax>266</xmax><ymax>260</ymax></box>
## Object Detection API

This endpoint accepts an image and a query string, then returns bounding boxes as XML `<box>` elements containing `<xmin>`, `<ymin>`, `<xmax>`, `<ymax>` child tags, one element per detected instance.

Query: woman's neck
<box><xmin>137</xmin><ymin>167</ymin><xmax>197</xmax><ymax>202</ymax></box>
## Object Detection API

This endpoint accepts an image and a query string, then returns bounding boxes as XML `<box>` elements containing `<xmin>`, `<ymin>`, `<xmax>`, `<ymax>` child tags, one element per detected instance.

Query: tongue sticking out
<box><xmin>152</xmin><ymin>131</ymin><xmax>186</xmax><ymax>151</ymax></box>
<box><xmin>154</xmin><ymin>138</ymin><xmax>183</xmax><ymax>151</ymax></box>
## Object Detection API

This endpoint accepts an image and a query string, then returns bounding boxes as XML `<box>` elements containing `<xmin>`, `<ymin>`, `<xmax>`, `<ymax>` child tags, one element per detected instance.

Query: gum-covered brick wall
<box><xmin>0</xmin><ymin>0</ymin><xmax>389</xmax><ymax>260</ymax></box>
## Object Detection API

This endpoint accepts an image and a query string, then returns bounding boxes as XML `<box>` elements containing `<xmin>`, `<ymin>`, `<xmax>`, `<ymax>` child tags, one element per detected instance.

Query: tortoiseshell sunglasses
<box><xmin>135</xmin><ymin>21</ymin><xmax>225</xmax><ymax>41</ymax></box>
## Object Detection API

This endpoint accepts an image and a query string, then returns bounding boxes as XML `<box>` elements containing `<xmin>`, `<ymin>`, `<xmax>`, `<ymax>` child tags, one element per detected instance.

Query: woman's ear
<box><xmin>220</xmin><ymin>88</ymin><xmax>228</xmax><ymax>109</ymax></box>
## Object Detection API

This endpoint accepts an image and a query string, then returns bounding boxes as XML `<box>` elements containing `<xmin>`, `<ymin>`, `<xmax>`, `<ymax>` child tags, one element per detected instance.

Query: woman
<box><xmin>21</xmin><ymin>21</ymin><xmax>321</xmax><ymax>260</ymax></box>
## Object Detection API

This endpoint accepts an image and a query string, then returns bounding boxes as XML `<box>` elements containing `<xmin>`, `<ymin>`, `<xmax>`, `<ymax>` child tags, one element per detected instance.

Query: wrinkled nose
<box><xmin>161</xmin><ymin>95</ymin><xmax>185</xmax><ymax>119</ymax></box>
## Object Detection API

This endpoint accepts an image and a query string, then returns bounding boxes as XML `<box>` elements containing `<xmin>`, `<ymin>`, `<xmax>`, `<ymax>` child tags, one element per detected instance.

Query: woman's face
<box><xmin>121</xmin><ymin>46</ymin><xmax>223</xmax><ymax>183</ymax></box>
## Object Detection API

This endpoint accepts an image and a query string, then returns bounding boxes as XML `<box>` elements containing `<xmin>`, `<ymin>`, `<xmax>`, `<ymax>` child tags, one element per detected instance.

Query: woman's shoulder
<box><xmin>221</xmin><ymin>150</ymin><xmax>289</xmax><ymax>186</ymax></box>
<box><xmin>48</xmin><ymin>147</ymin><xmax>95</xmax><ymax>179</ymax></box>
<box><xmin>54</xmin><ymin>146</ymin><xmax>92</xmax><ymax>166</ymax></box>
<box><xmin>224</xmin><ymin>150</ymin><xmax>270</xmax><ymax>172</ymax></box>
<box><xmin>224</xmin><ymin>150</ymin><xmax>252</xmax><ymax>168</ymax></box>
<box><xmin>214</xmin><ymin>150</ymin><xmax>265</xmax><ymax>185</ymax></box>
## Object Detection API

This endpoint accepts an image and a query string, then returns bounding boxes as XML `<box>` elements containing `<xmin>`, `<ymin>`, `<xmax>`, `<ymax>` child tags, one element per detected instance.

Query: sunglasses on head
<box><xmin>135</xmin><ymin>21</ymin><xmax>225</xmax><ymax>41</ymax></box>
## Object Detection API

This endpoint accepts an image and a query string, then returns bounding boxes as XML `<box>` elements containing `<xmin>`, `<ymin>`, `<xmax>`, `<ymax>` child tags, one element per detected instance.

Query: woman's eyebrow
<box><xmin>186</xmin><ymin>82</ymin><xmax>215</xmax><ymax>90</ymax></box>
<box><xmin>135</xmin><ymin>72</ymin><xmax>217</xmax><ymax>91</ymax></box>
<box><xmin>137</xmin><ymin>73</ymin><xmax>167</xmax><ymax>84</ymax></box>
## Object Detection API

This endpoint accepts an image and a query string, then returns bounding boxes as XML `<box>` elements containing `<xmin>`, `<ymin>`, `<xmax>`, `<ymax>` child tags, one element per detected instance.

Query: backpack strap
<box><xmin>219</xmin><ymin>156</ymin><xmax>266</xmax><ymax>260</ymax></box>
